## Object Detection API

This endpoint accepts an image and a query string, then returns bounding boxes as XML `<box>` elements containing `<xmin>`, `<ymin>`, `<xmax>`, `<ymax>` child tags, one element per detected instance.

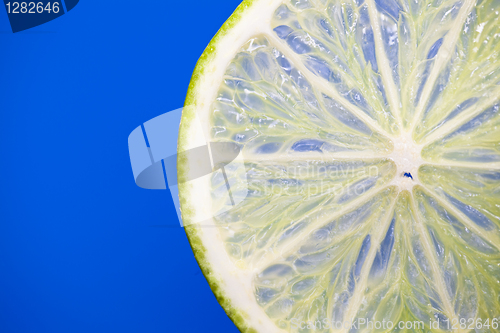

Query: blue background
<box><xmin>0</xmin><ymin>1</ymin><xmax>242</xmax><ymax>332</ymax></box>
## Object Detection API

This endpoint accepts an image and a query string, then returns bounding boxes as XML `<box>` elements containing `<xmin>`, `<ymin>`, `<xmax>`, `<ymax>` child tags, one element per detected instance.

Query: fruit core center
<box><xmin>389</xmin><ymin>134</ymin><xmax>423</xmax><ymax>190</ymax></box>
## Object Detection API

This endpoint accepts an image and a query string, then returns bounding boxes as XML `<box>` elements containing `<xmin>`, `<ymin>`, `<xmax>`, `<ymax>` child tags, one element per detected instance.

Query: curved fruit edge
<box><xmin>178</xmin><ymin>1</ymin><xmax>258</xmax><ymax>332</ymax></box>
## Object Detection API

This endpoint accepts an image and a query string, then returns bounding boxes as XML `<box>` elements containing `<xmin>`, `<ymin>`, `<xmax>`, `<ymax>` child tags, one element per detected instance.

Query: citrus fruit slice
<box><xmin>178</xmin><ymin>0</ymin><xmax>500</xmax><ymax>331</ymax></box>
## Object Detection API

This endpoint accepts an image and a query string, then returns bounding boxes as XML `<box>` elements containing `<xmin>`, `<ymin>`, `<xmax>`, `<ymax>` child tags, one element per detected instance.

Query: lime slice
<box><xmin>178</xmin><ymin>0</ymin><xmax>500</xmax><ymax>331</ymax></box>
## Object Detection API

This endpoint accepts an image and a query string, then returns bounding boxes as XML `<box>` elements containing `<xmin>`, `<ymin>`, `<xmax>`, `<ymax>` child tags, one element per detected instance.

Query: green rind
<box><xmin>178</xmin><ymin>0</ymin><xmax>259</xmax><ymax>332</ymax></box>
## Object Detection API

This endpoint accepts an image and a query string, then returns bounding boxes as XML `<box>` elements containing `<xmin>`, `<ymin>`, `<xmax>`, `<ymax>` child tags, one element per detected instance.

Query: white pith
<box><xmin>178</xmin><ymin>0</ymin><xmax>499</xmax><ymax>331</ymax></box>
<box><xmin>181</xmin><ymin>2</ymin><xmax>290</xmax><ymax>331</ymax></box>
